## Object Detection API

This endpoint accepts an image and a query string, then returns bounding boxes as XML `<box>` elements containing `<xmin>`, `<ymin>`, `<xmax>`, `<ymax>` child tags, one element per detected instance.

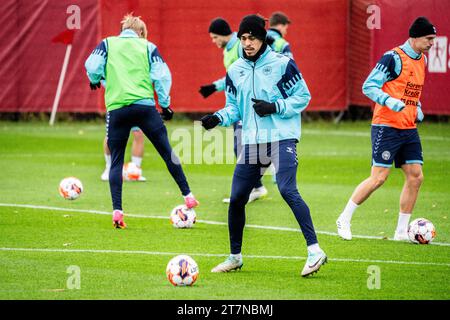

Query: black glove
<box><xmin>90</xmin><ymin>82</ymin><xmax>101</xmax><ymax>90</ymax></box>
<box><xmin>252</xmin><ymin>98</ymin><xmax>277</xmax><ymax>117</ymax></box>
<box><xmin>199</xmin><ymin>84</ymin><xmax>217</xmax><ymax>98</ymax></box>
<box><xmin>160</xmin><ymin>107</ymin><xmax>174</xmax><ymax>121</ymax></box>
<box><xmin>200</xmin><ymin>114</ymin><xmax>221</xmax><ymax>130</ymax></box>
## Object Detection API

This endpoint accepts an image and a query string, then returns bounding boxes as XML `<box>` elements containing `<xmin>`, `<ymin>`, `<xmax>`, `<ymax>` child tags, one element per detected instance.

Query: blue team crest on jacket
<box><xmin>263</xmin><ymin>66</ymin><xmax>272</xmax><ymax>75</ymax></box>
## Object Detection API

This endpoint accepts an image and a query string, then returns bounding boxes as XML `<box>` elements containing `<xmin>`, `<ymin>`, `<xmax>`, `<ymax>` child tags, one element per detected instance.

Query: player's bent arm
<box><xmin>276</xmin><ymin>60</ymin><xmax>311</xmax><ymax>118</ymax></box>
<box><xmin>215</xmin><ymin>104</ymin><xmax>240</xmax><ymax>127</ymax></box>
<box><xmin>362</xmin><ymin>68</ymin><xmax>392</xmax><ymax>106</ymax></box>
<box><xmin>84</xmin><ymin>40</ymin><xmax>107</xmax><ymax>84</ymax></box>
<box><xmin>215</xmin><ymin>96</ymin><xmax>241</xmax><ymax>127</ymax></box>
<box><xmin>148</xmin><ymin>43</ymin><xmax>172</xmax><ymax>108</ymax></box>
<box><xmin>215</xmin><ymin>74</ymin><xmax>240</xmax><ymax>126</ymax></box>
<box><xmin>362</xmin><ymin>51</ymin><xmax>401</xmax><ymax>106</ymax></box>
<box><xmin>276</xmin><ymin>78</ymin><xmax>311</xmax><ymax>118</ymax></box>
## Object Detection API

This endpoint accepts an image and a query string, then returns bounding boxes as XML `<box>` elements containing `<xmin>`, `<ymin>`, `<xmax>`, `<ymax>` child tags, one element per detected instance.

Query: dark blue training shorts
<box><xmin>371</xmin><ymin>126</ymin><xmax>423</xmax><ymax>168</ymax></box>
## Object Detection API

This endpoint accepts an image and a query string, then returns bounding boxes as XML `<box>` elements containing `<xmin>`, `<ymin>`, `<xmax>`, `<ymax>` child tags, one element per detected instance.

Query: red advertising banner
<box><xmin>0</xmin><ymin>1</ymin><xmax>448</xmax><ymax>114</ymax></box>
<box><xmin>99</xmin><ymin>0</ymin><xmax>349</xmax><ymax>112</ymax></box>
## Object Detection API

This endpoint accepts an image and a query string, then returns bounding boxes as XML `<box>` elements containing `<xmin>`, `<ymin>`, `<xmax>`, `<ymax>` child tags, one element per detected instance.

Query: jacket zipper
<box><xmin>251</xmin><ymin>62</ymin><xmax>259</xmax><ymax>143</ymax></box>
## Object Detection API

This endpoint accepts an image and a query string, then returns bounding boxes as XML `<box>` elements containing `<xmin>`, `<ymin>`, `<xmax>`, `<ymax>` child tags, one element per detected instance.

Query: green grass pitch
<box><xmin>0</xmin><ymin>119</ymin><xmax>449</xmax><ymax>300</ymax></box>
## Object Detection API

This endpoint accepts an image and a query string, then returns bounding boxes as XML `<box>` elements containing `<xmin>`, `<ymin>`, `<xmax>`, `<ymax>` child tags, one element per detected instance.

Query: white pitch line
<box><xmin>1</xmin><ymin>203</ymin><xmax>449</xmax><ymax>247</ymax></box>
<box><xmin>0</xmin><ymin>247</ymin><xmax>448</xmax><ymax>267</ymax></box>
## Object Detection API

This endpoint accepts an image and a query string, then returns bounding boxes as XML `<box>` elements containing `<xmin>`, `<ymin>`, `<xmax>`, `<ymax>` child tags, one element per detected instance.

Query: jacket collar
<box><xmin>402</xmin><ymin>39</ymin><xmax>422</xmax><ymax>59</ymax></box>
<box><xmin>267</xmin><ymin>28</ymin><xmax>282</xmax><ymax>38</ymax></box>
<box><xmin>119</xmin><ymin>29</ymin><xmax>139</xmax><ymax>38</ymax></box>
<box><xmin>226</xmin><ymin>32</ymin><xmax>239</xmax><ymax>51</ymax></box>
<box><xmin>242</xmin><ymin>44</ymin><xmax>271</xmax><ymax>64</ymax></box>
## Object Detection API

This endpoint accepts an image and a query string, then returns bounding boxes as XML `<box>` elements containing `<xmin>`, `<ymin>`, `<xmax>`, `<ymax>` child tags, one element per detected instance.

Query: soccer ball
<box><xmin>122</xmin><ymin>162</ymin><xmax>142</xmax><ymax>181</ymax></box>
<box><xmin>407</xmin><ymin>218</ymin><xmax>436</xmax><ymax>244</ymax></box>
<box><xmin>170</xmin><ymin>205</ymin><xmax>196</xmax><ymax>228</ymax></box>
<box><xmin>59</xmin><ymin>177</ymin><xmax>83</xmax><ymax>200</ymax></box>
<box><xmin>166</xmin><ymin>255</ymin><xmax>199</xmax><ymax>286</ymax></box>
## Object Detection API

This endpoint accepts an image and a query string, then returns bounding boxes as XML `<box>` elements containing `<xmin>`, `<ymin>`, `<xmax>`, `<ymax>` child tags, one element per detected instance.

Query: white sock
<box><xmin>307</xmin><ymin>243</ymin><xmax>322</xmax><ymax>254</ymax></box>
<box><xmin>132</xmin><ymin>156</ymin><xmax>142</xmax><ymax>167</ymax></box>
<box><xmin>104</xmin><ymin>154</ymin><xmax>111</xmax><ymax>169</ymax></box>
<box><xmin>339</xmin><ymin>199</ymin><xmax>359</xmax><ymax>223</ymax></box>
<box><xmin>395</xmin><ymin>212</ymin><xmax>411</xmax><ymax>234</ymax></box>
<box><xmin>183</xmin><ymin>192</ymin><xmax>193</xmax><ymax>199</ymax></box>
<box><xmin>231</xmin><ymin>253</ymin><xmax>242</xmax><ymax>260</ymax></box>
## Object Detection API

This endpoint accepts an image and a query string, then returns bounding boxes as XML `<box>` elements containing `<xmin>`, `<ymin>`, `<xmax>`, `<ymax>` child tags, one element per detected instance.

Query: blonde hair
<box><xmin>121</xmin><ymin>13</ymin><xmax>147</xmax><ymax>39</ymax></box>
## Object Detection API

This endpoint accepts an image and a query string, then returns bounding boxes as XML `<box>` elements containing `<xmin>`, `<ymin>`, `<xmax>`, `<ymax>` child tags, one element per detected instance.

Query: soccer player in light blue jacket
<box><xmin>201</xmin><ymin>15</ymin><xmax>327</xmax><ymax>277</ymax></box>
<box><xmin>200</xmin><ymin>17</ymin><xmax>269</xmax><ymax>203</ymax></box>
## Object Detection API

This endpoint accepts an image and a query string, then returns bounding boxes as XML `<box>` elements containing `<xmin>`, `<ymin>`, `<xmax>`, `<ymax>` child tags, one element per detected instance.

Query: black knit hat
<box><xmin>409</xmin><ymin>17</ymin><xmax>436</xmax><ymax>38</ymax></box>
<box><xmin>237</xmin><ymin>14</ymin><xmax>267</xmax><ymax>41</ymax></box>
<box><xmin>208</xmin><ymin>18</ymin><xmax>232</xmax><ymax>36</ymax></box>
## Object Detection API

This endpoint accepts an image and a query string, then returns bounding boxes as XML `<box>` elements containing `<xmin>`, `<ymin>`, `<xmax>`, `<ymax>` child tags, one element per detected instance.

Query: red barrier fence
<box><xmin>0</xmin><ymin>0</ymin><xmax>101</xmax><ymax>113</ymax></box>
<box><xmin>100</xmin><ymin>0</ymin><xmax>348</xmax><ymax>112</ymax></box>
<box><xmin>0</xmin><ymin>0</ymin><xmax>448</xmax><ymax>115</ymax></box>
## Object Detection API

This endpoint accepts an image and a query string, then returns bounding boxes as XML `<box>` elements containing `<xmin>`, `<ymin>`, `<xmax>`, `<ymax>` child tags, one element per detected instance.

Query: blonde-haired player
<box><xmin>86</xmin><ymin>14</ymin><xmax>199</xmax><ymax>229</ymax></box>
<box><xmin>100</xmin><ymin>14</ymin><xmax>149</xmax><ymax>182</ymax></box>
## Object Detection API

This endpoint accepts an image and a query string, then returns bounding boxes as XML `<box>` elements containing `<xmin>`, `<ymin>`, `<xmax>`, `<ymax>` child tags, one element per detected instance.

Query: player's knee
<box><xmin>229</xmin><ymin>193</ymin><xmax>249</xmax><ymax>207</ymax></box>
<box><xmin>418</xmin><ymin>172</ymin><xmax>424</xmax><ymax>184</ymax></box>
<box><xmin>409</xmin><ymin>171</ymin><xmax>424</xmax><ymax>187</ymax></box>
<box><xmin>229</xmin><ymin>198</ymin><xmax>247</xmax><ymax>209</ymax></box>
<box><xmin>372</xmin><ymin>174</ymin><xmax>388</xmax><ymax>188</ymax></box>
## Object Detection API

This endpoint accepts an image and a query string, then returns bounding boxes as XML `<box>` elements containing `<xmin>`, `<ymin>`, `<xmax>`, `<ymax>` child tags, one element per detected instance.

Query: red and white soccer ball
<box><xmin>166</xmin><ymin>255</ymin><xmax>199</xmax><ymax>286</ymax></box>
<box><xmin>407</xmin><ymin>218</ymin><xmax>436</xmax><ymax>244</ymax></box>
<box><xmin>59</xmin><ymin>177</ymin><xmax>83</xmax><ymax>200</ymax></box>
<box><xmin>122</xmin><ymin>162</ymin><xmax>142</xmax><ymax>181</ymax></box>
<box><xmin>170</xmin><ymin>205</ymin><xmax>196</xmax><ymax>228</ymax></box>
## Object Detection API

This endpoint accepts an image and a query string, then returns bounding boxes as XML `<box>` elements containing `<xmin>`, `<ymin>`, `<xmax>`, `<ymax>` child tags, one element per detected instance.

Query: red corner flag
<box><xmin>49</xmin><ymin>29</ymin><xmax>76</xmax><ymax>125</ymax></box>
<box><xmin>52</xmin><ymin>29</ymin><xmax>75</xmax><ymax>45</ymax></box>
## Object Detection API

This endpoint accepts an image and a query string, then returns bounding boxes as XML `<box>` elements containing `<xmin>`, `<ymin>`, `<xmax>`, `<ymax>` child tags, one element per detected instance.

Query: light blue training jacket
<box><xmin>215</xmin><ymin>46</ymin><xmax>311</xmax><ymax>145</ymax></box>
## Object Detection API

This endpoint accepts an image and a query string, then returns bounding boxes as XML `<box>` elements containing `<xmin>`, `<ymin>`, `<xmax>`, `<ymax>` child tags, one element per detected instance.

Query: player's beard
<box><xmin>243</xmin><ymin>42</ymin><xmax>267</xmax><ymax>61</ymax></box>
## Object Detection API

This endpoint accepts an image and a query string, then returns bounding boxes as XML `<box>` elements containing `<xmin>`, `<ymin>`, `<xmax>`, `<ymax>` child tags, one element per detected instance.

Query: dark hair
<box><xmin>269</xmin><ymin>12</ymin><xmax>291</xmax><ymax>27</ymax></box>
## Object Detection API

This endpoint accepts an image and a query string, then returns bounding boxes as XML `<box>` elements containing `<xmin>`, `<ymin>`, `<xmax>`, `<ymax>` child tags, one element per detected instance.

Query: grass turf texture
<box><xmin>0</xmin><ymin>120</ymin><xmax>449</xmax><ymax>299</ymax></box>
